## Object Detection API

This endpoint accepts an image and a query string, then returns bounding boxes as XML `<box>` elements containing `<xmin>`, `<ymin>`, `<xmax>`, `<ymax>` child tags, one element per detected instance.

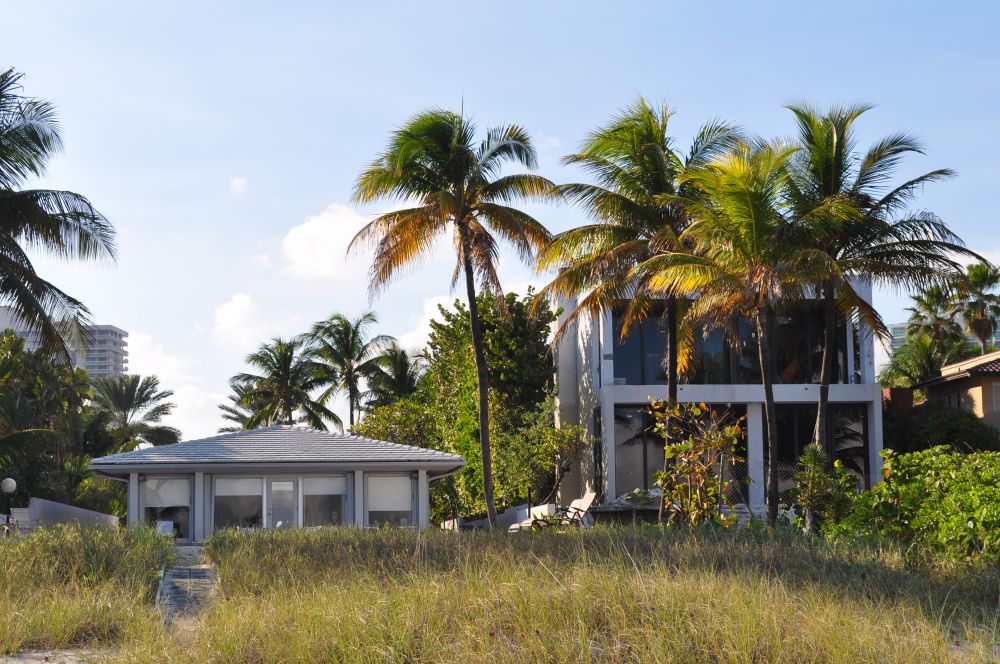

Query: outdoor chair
<box><xmin>509</xmin><ymin>491</ymin><xmax>597</xmax><ymax>531</ymax></box>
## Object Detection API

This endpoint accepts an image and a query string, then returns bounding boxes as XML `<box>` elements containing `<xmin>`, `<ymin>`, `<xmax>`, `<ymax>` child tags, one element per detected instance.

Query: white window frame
<box><xmin>364</xmin><ymin>473</ymin><xmax>417</xmax><ymax>528</ymax></box>
<box><xmin>138</xmin><ymin>474</ymin><xmax>194</xmax><ymax>542</ymax></box>
<box><xmin>298</xmin><ymin>474</ymin><xmax>353</xmax><ymax>528</ymax></box>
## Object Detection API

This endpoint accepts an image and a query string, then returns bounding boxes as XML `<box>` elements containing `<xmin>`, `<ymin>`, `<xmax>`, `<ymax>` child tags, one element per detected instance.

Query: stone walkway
<box><xmin>155</xmin><ymin>545</ymin><xmax>217</xmax><ymax>633</ymax></box>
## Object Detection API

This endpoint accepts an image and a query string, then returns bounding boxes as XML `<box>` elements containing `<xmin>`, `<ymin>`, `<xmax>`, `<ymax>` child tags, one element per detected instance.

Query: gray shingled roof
<box><xmin>90</xmin><ymin>425</ymin><xmax>464</xmax><ymax>467</ymax></box>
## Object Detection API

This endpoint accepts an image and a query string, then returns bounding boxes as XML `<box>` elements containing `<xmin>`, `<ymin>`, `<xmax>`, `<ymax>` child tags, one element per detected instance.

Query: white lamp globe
<box><xmin>0</xmin><ymin>478</ymin><xmax>15</xmax><ymax>495</ymax></box>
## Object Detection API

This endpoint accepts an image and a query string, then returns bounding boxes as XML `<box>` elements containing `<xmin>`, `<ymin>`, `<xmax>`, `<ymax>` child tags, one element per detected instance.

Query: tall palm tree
<box><xmin>634</xmin><ymin>140</ymin><xmax>837</xmax><ymax>527</ymax></box>
<box><xmin>878</xmin><ymin>334</ymin><xmax>976</xmax><ymax>388</ymax></box>
<box><xmin>783</xmin><ymin>103</ymin><xmax>974</xmax><ymax>454</ymax></box>
<box><xmin>217</xmin><ymin>383</ymin><xmax>254</xmax><ymax>433</ymax></box>
<box><xmin>951</xmin><ymin>262</ymin><xmax>1000</xmax><ymax>354</ymax></box>
<box><xmin>536</xmin><ymin>98</ymin><xmax>741</xmax><ymax>399</ymax></box>
<box><xmin>364</xmin><ymin>344</ymin><xmax>426</xmax><ymax>411</ymax></box>
<box><xmin>0</xmin><ymin>69</ymin><xmax>116</xmax><ymax>356</ymax></box>
<box><xmin>91</xmin><ymin>374</ymin><xmax>181</xmax><ymax>451</ymax></box>
<box><xmin>906</xmin><ymin>284</ymin><xmax>965</xmax><ymax>353</ymax></box>
<box><xmin>350</xmin><ymin>109</ymin><xmax>554</xmax><ymax>528</ymax></box>
<box><xmin>232</xmin><ymin>337</ymin><xmax>339</xmax><ymax>430</ymax></box>
<box><xmin>309</xmin><ymin>312</ymin><xmax>393</xmax><ymax>427</ymax></box>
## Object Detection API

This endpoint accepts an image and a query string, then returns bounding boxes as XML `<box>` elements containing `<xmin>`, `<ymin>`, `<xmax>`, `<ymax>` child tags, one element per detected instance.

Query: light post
<box><xmin>1</xmin><ymin>478</ymin><xmax>15</xmax><ymax>534</ymax></box>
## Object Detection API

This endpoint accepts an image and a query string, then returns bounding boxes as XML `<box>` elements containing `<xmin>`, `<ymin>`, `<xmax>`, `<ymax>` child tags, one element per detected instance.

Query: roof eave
<box><xmin>89</xmin><ymin>459</ymin><xmax>465</xmax><ymax>477</ymax></box>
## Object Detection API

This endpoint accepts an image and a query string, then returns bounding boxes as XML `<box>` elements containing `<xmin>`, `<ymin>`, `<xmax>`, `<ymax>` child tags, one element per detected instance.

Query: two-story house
<box><xmin>553</xmin><ymin>285</ymin><xmax>884</xmax><ymax>512</ymax></box>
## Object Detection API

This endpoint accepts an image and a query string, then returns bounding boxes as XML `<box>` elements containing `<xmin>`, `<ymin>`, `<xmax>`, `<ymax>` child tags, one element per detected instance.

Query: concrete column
<box><xmin>601</xmin><ymin>388</ymin><xmax>617</xmax><ymax>499</ymax></box>
<box><xmin>353</xmin><ymin>470</ymin><xmax>365</xmax><ymax>527</ymax></box>
<box><xmin>747</xmin><ymin>403</ymin><xmax>765</xmax><ymax>507</ymax></box>
<box><xmin>867</xmin><ymin>388</ymin><xmax>885</xmax><ymax>486</ymax></box>
<box><xmin>193</xmin><ymin>472</ymin><xmax>205</xmax><ymax>541</ymax></box>
<box><xmin>417</xmin><ymin>469</ymin><xmax>429</xmax><ymax>528</ymax></box>
<box><xmin>127</xmin><ymin>472</ymin><xmax>140</xmax><ymax>527</ymax></box>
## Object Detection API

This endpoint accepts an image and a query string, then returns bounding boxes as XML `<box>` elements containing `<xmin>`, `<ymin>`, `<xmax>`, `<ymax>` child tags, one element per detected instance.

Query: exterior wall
<box><xmin>928</xmin><ymin>376</ymin><xmax>1000</xmax><ymax>429</ymax></box>
<box><xmin>555</xmin><ymin>286</ymin><xmax>885</xmax><ymax>507</ymax></box>
<box><xmin>129</xmin><ymin>468</ymin><xmax>434</xmax><ymax>541</ymax></box>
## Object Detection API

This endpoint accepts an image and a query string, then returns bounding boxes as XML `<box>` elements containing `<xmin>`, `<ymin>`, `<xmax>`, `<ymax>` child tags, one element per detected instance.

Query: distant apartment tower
<box><xmin>0</xmin><ymin>306</ymin><xmax>128</xmax><ymax>379</ymax></box>
<box><xmin>889</xmin><ymin>321</ymin><xmax>1000</xmax><ymax>350</ymax></box>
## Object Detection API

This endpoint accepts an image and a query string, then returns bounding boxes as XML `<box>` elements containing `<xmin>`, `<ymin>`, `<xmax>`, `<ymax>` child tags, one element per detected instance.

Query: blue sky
<box><xmin>6</xmin><ymin>1</ymin><xmax>999</xmax><ymax>437</ymax></box>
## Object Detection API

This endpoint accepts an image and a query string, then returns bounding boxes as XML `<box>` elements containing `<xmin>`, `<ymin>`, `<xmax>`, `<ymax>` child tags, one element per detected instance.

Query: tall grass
<box><xmin>122</xmin><ymin>527</ymin><xmax>998</xmax><ymax>662</ymax></box>
<box><xmin>0</xmin><ymin>525</ymin><xmax>172</xmax><ymax>654</ymax></box>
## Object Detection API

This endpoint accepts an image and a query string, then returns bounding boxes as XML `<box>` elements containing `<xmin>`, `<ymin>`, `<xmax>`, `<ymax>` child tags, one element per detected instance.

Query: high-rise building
<box><xmin>889</xmin><ymin>320</ymin><xmax>1000</xmax><ymax>351</ymax></box>
<box><xmin>0</xmin><ymin>307</ymin><xmax>128</xmax><ymax>379</ymax></box>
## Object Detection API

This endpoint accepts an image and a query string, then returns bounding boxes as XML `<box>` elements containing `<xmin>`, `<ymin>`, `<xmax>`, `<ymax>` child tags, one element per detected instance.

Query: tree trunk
<box><xmin>462</xmin><ymin>252</ymin><xmax>499</xmax><ymax>530</ymax></box>
<box><xmin>658</xmin><ymin>296</ymin><xmax>679</xmax><ymax>525</ymax></box>
<box><xmin>813</xmin><ymin>284</ymin><xmax>837</xmax><ymax>456</ymax></box>
<box><xmin>755</xmin><ymin>310</ymin><xmax>780</xmax><ymax>528</ymax></box>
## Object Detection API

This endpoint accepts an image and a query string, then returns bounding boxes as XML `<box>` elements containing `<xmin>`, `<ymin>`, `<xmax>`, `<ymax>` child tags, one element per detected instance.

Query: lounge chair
<box><xmin>509</xmin><ymin>491</ymin><xmax>597</xmax><ymax>531</ymax></box>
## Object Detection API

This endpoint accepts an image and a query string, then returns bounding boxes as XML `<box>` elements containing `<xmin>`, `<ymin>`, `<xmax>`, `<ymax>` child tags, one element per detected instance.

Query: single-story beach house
<box><xmin>89</xmin><ymin>425</ymin><xmax>465</xmax><ymax>542</ymax></box>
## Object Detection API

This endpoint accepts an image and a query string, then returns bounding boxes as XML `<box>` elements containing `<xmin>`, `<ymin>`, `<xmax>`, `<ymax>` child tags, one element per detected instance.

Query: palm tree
<box><xmin>783</xmin><ymin>103</ymin><xmax>974</xmax><ymax>455</ymax></box>
<box><xmin>232</xmin><ymin>337</ymin><xmax>340</xmax><ymax>430</ymax></box>
<box><xmin>309</xmin><ymin>312</ymin><xmax>393</xmax><ymax>427</ymax></box>
<box><xmin>0</xmin><ymin>69</ymin><xmax>116</xmax><ymax>356</ymax></box>
<box><xmin>91</xmin><ymin>374</ymin><xmax>181</xmax><ymax>451</ymax></box>
<box><xmin>218</xmin><ymin>383</ymin><xmax>254</xmax><ymax>433</ymax></box>
<box><xmin>350</xmin><ymin>109</ymin><xmax>554</xmax><ymax>528</ymax></box>
<box><xmin>951</xmin><ymin>262</ymin><xmax>1000</xmax><ymax>354</ymax></box>
<box><xmin>634</xmin><ymin>140</ymin><xmax>835</xmax><ymax>527</ymax></box>
<box><xmin>906</xmin><ymin>285</ymin><xmax>965</xmax><ymax>353</ymax></box>
<box><xmin>536</xmin><ymin>98</ymin><xmax>741</xmax><ymax>398</ymax></box>
<box><xmin>878</xmin><ymin>334</ymin><xmax>976</xmax><ymax>388</ymax></box>
<box><xmin>364</xmin><ymin>344</ymin><xmax>426</xmax><ymax>411</ymax></box>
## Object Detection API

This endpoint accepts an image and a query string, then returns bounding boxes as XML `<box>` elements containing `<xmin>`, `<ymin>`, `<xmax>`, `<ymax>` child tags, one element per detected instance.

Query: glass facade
<box><xmin>612</xmin><ymin>303</ymin><xmax>851</xmax><ymax>386</ymax></box>
<box><xmin>367</xmin><ymin>475</ymin><xmax>416</xmax><ymax>527</ymax></box>
<box><xmin>142</xmin><ymin>477</ymin><xmax>191</xmax><ymax>539</ymax></box>
<box><xmin>214</xmin><ymin>477</ymin><xmax>264</xmax><ymax>529</ymax></box>
<box><xmin>302</xmin><ymin>476</ymin><xmax>349</xmax><ymax>527</ymax></box>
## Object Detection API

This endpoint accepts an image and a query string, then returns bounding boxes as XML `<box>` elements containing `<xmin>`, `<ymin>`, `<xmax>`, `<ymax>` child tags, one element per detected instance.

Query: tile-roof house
<box><xmin>918</xmin><ymin>349</ymin><xmax>1000</xmax><ymax>430</ymax></box>
<box><xmin>90</xmin><ymin>425</ymin><xmax>464</xmax><ymax>541</ymax></box>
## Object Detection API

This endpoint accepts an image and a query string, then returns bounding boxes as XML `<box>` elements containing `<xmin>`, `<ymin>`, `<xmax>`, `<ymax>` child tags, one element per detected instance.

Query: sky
<box><xmin>4</xmin><ymin>1</ymin><xmax>999</xmax><ymax>438</ymax></box>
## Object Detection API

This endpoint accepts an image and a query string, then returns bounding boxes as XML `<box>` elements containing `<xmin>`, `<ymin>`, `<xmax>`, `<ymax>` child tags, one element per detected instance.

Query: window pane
<box><xmin>692</xmin><ymin>328</ymin><xmax>728</xmax><ymax>384</ymax></box>
<box><xmin>214</xmin><ymin>477</ymin><xmax>263</xmax><ymax>529</ymax></box>
<box><xmin>367</xmin><ymin>475</ymin><xmax>413</xmax><ymax>527</ymax></box>
<box><xmin>612</xmin><ymin>312</ymin><xmax>642</xmax><ymax>386</ymax></box>
<box><xmin>143</xmin><ymin>477</ymin><xmax>191</xmax><ymax>539</ymax></box>
<box><xmin>614</xmin><ymin>406</ymin><xmax>647</xmax><ymax>495</ymax></box>
<box><xmin>303</xmin><ymin>476</ymin><xmax>348</xmax><ymax>527</ymax></box>
<box><xmin>642</xmin><ymin>316</ymin><xmax>666</xmax><ymax>385</ymax></box>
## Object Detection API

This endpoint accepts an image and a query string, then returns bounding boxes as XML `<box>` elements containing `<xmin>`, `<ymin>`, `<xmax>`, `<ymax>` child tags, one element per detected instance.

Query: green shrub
<box><xmin>834</xmin><ymin>447</ymin><xmax>1000</xmax><ymax>561</ymax></box>
<box><xmin>792</xmin><ymin>443</ymin><xmax>855</xmax><ymax>534</ymax></box>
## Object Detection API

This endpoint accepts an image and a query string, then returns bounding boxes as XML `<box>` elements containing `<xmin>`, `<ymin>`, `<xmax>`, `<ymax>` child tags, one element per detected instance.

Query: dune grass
<box><xmin>0</xmin><ymin>525</ymin><xmax>172</xmax><ymax>654</ymax></box>
<box><xmin>118</xmin><ymin>526</ymin><xmax>998</xmax><ymax>663</ymax></box>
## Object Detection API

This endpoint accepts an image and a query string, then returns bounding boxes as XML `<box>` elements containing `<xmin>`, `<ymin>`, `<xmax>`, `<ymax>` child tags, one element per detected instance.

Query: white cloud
<box><xmin>282</xmin><ymin>204</ymin><xmax>370</xmax><ymax>281</ymax></box>
<box><xmin>250</xmin><ymin>253</ymin><xmax>270</xmax><ymax>268</ymax></box>
<box><xmin>229</xmin><ymin>176</ymin><xmax>248</xmax><ymax>198</ymax></box>
<box><xmin>125</xmin><ymin>333</ymin><xmax>226</xmax><ymax>440</ymax></box>
<box><xmin>395</xmin><ymin>295</ymin><xmax>457</xmax><ymax>352</ymax></box>
<box><xmin>538</xmin><ymin>135</ymin><xmax>561</xmax><ymax>149</ymax></box>
<box><xmin>212</xmin><ymin>293</ymin><xmax>289</xmax><ymax>355</ymax></box>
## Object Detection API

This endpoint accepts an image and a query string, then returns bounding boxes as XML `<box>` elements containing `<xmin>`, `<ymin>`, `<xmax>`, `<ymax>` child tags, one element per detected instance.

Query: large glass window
<box><xmin>214</xmin><ymin>477</ymin><xmax>263</xmax><ymax>529</ymax></box>
<box><xmin>367</xmin><ymin>475</ymin><xmax>415</xmax><ymax>527</ymax></box>
<box><xmin>614</xmin><ymin>406</ymin><xmax>652</xmax><ymax>495</ymax></box>
<box><xmin>302</xmin><ymin>476</ymin><xmax>349</xmax><ymax>527</ymax></box>
<box><xmin>143</xmin><ymin>477</ymin><xmax>191</xmax><ymax>539</ymax></box>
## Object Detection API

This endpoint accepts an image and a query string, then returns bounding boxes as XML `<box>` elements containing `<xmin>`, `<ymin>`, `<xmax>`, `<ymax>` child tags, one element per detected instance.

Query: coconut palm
<box><xmin>906</xmin><ymin>284</ymin><xmax>965</xmax><ymax>353</ymax></box>
<box><xmin>634</xmin><ymin>140</ymin><xmax>842</xmax><ymax>527</ymax></box>
<box><xmin>951</xmin><ymin>262</ymin><xmax>1000</xmax><ymax>354</ymax></box>
<box><xmin>0</xmin><ymin>69</ymin><xmax>116</xmax><ymax>356</ymax></box>
<box><xmin>350</xmin><ymin>109</ymin><xmax>554</xmax><ymax>528</ymax></box>
<box><xmin>536</xmin><ymin>98</ymin><xmax>741</xmax><ymax>399</ymax></box>
<box><xmin>217</xmin><ymin>383</ymin><xmax>254</xmax><ymax>433</ymax></box>
<box><xmin>231</xmin><ymin>337</ymin><xmax>339</xmax><ymax>430</ymax></box>
<box><xmin>91</xmin><ymin>374</ymin><xmax>181</xmax><ymax>451</ymax></box>
<box><xmin>364</xmin><ymin>344</ymin><xmax>426</xmax><ymax>411</ymax></box>
<box><xmin>878</xmin><ymin>334</ymin><xmax>976</xmax><ymax>388</ymax></box>
<box><xmin>309</xmin><ymin>312</ymin><xmax>393</xmax><ymax>427</ymax></box>
<box><xmin>784</xmin><ymin>103</ymin><xmax>974</xmax><ymax>455</ymax></box>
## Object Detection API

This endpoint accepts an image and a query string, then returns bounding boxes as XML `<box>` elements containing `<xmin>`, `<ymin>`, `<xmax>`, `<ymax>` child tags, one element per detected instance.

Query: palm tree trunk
<box><xmin>813</xmin><ymin>284</ymin><xmax>836</xmax><ymax>456</ymax></box>
<box><xmin>658</xmin><ymin>296</ymin><xmax>679</xmax><ymax>525</ymax></box>
<box><xmin>461</xmin><ymin>253</ymin><xmax>499</xmax><ymax>530</ymax></box>
<box><xmin>755</xmin><ymin>310</ymin><xmax>780</xmax><ymax>528</ymax></box>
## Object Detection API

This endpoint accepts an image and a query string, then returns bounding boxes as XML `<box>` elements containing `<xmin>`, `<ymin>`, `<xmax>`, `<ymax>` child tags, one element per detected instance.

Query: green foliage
<box><xmin>883</xmin><ymin>401</ymin><xmax>1000</xmax><ymax>453</ymax></box>
<box><xmin>356</xmin><ymin>292</ymin><xmax>583</xmax><ymax>522</ymax></box>
<box><xmin>835</xmin><ymin>447</ymin><xmax>1000</xmax><ymax>561</ymax></box>
<box><xmin>91</xmin><ymin>374</ymin><xmax>180</xmax><ymax>451</ymax></box>
<box><xmin>646</xmin><ymin>400</ymin><xmax>745</xmax><ymax>528</ymax></box>
<box><xmin>878</xmin><ymin>333</ymin><xmax>978</xmax><ymax>389</ymax></box>
<box><xmin>791</xmin><ymin>443</ymin><xmax>856</xmax><ymax>534</ymax></box>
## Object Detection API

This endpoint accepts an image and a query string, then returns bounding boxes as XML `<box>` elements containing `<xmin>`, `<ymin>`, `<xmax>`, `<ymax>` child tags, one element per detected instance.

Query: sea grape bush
<box><xmin>834</xmin><ymin>446</ymin><xmax>1000</xmax><ymax>561</ymax></box>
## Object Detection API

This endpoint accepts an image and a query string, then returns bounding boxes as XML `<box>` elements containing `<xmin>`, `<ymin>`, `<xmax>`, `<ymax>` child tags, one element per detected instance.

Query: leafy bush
<box><xmin>646</xmin><ymin>401</ymin><xmax>744</xmax><ymax>528</ymax></box>
<box><xmin>834</xmin><ymin>447</ymin><xmax>1000</xmax><ymax>561</ymax></box>
<box><xmin>883</xmin><ymin>400</ymin><xmax>1000</xmax><ymax>453</ymax></box>
<box><xmin>791</xmin><ymin>443</ymin><xmax>855</xmax><ymax>534</ymax></box>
